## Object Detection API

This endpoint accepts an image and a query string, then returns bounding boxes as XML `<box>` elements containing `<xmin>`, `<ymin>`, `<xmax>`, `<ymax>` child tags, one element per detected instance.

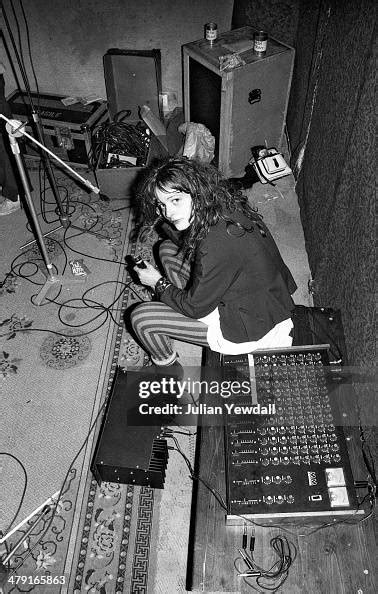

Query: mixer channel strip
<box><xmin>222</xmin><ymin>345</ymin><xmax>363</xmax><ymax>524</ymax></box>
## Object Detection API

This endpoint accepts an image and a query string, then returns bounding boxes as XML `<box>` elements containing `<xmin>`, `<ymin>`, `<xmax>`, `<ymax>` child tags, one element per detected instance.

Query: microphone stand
<box><xmin>0</xmin><ymin>114</ymin><xmax>101</xmax><ymax>305</ymax></box>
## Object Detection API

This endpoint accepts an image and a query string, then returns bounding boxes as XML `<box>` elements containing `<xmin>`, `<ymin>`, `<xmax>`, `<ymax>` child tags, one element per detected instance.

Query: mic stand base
<box><xmin>34</xmin><ymin>273</ymin><xmax>86</xmax><ymax>306</ymax></box>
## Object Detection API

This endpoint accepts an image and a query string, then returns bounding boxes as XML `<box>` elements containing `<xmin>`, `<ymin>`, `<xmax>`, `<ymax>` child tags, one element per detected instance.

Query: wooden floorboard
<box><xmin>186</xmin><ymin>348</ymin><xmax>376</xmax><ymax>593</ymax></box>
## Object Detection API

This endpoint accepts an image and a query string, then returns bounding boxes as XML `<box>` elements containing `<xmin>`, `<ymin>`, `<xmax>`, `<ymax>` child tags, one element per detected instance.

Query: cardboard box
<box><xmin>95</xmin><ymin>128</ymin><xmax>168</xmax><ymax>200</ymax></box>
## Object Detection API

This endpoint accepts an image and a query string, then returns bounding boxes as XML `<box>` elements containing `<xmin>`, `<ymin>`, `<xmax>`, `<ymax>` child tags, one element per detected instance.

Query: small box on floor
<box><xmin>94</xmin><ymin>121</ymin><xmax>168</xmax><ymax>201</ymax></box>
<box><xmin>7</xmin><ymin>90</ymin><xmax>108</xmax><ymax>167</ymax></box>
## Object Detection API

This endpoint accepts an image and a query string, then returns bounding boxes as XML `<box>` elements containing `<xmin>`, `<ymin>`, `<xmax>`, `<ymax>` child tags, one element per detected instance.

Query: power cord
<box><xmin>91</xmin><ymin>115</ymin><xmax>150</xmax><ymax>170</ymax></box>
<box><xmin>0</xmin><ymin>454</ymin><xmax>28</xmax><ymax>538</ymax></box>
<box><xmin>0</xmin><ymin>384</ymin><xmax>111</xmax><ymax>579</ymax></box>
<box><xmin>234</xmin><ymin>527</ymin><xmax>297</xmax><ymax>592</ymax></box>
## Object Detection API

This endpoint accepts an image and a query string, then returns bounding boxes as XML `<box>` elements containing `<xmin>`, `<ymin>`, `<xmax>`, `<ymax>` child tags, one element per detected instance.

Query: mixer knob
<box><xmin>328</xmin><ymin>433</ymin><xmax>338</xmax><ymax>442</ymax></box>
<box><xmin>260</xmin><ymin>437</ymin><xmax>268</xmax><ymax>446</ymax></box>
<box><xmin>316</xmin><ymin>425</ymin><xmax>326</xmax><ymax>434</ymax></box>
<box><xmin>283</xmin><ymin>474</ymin><xmax>293</xmax><ymax>484</ymax></box>
<box><xmin>297</xmin><ymin>426</ymin><xmax>306</xmax><ymax>434</ymax></box>
<box><xmin>271</xmin><ymin>447</ymin><xmax>279</xmax><ymax>455</ymax></box>
<box><xmin>276</xmin><ymin>495</ymin><xmax>284</xmax><ymax>504</ymax></box>
<box><xmin>282</xmin><ymin>456</ymin><xmax>290</xmax><ymax>465</ymax></box>
<box><xmin>322</xmin><ymin>454</ymin><xmax>331</xmax><ymax>464</ymax></box>
<box><xmin>287</xmin><ymin>494</ymin><xmax>295</xmax><ymax>504</ymax></box>
<box><xmin>320</xmin><ymin>444</ymin><xmax>330</xmax><ymax>453</ymax></box>
<box><xmin>261</xmin><ymin>458</ymin><xmax>270</xmax><ymax>466</ymax></box>
<box><xmin>319</xmin><ymin>434</ymin><xmax>328</xmax><ymax>443</ymax></box>
<box><xmin>291</xmin><ymin>446</ymin><xmax>299</xmax><ymax>455</ymax></box>
<box><xmin>288</xmin><ymin>426</ymin><xmax>296</xmax><ymax>435</ymax></box>
<box><xmin>280</xmin><ymin>446</ymin><xmax>289</xmax><ymax>455</ymax></box>
<box><xmin>311</xmin><ymin>455</ymin><xmax>322</xmax><ymax>464</ymax></box>
<box><xmin>265</xmin><ymin>495</ymin><xmax>274</xmax><ymax>505</ymax></box>
<box><xmin>268</xmin><ymin>426</ymin><xmax>277</xmax><ymax>435</ymax></box>
<box><xmin>280</xmin><ymin>435</ymin><xmax>288</xmax><ymax>444</ymax></box>
<box><xmin>308</xmin><ymin>435</ymin><xmax>318</xmax><ymax>444</ymax></box>
<box><xmin>263</xmin><ymin>475</ymin><xmax>272</xmax><ymax>484</ymax></box>
<box><xmin>326</xmin><ymin>424</ymin><xmax>336</xmax><ymax>433</ymax></box>
<box><xmin>258</xmin><ymin>427</ymin><xmax>267</xmax><ymax>435</ymax></box>
<box><xmin>331</xmin><ymin>453</ymin><xmax>341</xmax><ymax>462</ymax></box>
<box><xmin>261</xmin><ymin>448</ymin><xmax>269</xmax><ymax>456</ymax></box>
<box><xmin>270</xmin><ymin>436</ymin><xmax>278</xmax><ymax>444</ymax></box>
<box><xmin>310</xmin><ymin>446</ymin><xmax>319</xmax><ymax>455</ymax></box>
<box><xmin>272</xmin><ymin>457</ymin><xmax>280</xmax><ymax>465</ymax></box>
<box><xmin>302</xmin><ymin>456</ymin><xmax>311</xmax><ymax>465</ymax></box>
<box><xmin>293</xmin><ymin>456</ymin><xmax>301</xmax><ymax>465</ymax></box>
<box><xmin>299</xmin><ymin>436</ymin><xmax>307</xmax><ymax>445</ymax></box>
<box><xmin>273</xmin><ymin>475</ymin><xmax>281</xmax><ymax>484</ymax></box>
<box><xmin>331</xmin><ymin>443</ymin><xmax>340</xmax><ymax>452</ymax></box>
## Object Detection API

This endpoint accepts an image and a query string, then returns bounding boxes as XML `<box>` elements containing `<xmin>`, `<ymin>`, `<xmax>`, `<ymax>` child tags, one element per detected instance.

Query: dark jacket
<box><xmin>160</xmin><ymin>211</ymin><xmax>297</xmax><ymax>343</ymax></box>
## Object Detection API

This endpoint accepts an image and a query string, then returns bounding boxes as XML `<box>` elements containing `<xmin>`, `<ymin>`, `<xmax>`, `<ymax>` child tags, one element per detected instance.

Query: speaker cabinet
<box><xmin>103</xmin><ymin>48</ymin><xmax>162</xmax><ymax>120</ymax></box>
<box><xmin>183</xmin><ymin>27</ymin><xmax>295</xmax><ymax>177</ymax></box>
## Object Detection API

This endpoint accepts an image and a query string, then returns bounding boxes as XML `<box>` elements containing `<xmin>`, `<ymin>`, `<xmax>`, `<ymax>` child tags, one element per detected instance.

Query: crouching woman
<box><xmin>129</xmin><ymin>157</ymin><xmax>297</xmax><ymax>373</ymax></box>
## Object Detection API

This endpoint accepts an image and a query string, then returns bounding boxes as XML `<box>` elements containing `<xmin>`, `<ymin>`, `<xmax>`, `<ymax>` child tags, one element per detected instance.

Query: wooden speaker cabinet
<box><xmin>183</xmin><ymin>26</ymin><xmax>295</xmax><ymax>177</ymax></box>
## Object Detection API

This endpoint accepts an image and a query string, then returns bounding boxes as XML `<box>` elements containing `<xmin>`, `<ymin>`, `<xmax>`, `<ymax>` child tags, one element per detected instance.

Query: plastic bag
<box><xmin>178</xmin><ymin>122</ymin><xmax>215</xmax><ymax>163</ymax></box>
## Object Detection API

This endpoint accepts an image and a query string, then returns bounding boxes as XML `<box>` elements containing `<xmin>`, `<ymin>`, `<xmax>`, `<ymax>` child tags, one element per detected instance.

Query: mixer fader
<box><xmin>223</xmin><ymin>345</ymin><xmax>363</xmax><ymax>524</ymax></box>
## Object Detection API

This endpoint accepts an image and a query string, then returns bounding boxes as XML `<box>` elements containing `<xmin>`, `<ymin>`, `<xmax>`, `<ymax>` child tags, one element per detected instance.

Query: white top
<box><xmin>198</xmin><ymin>307</ymin><xmax>293</xmax><ymax>355</ymax></box>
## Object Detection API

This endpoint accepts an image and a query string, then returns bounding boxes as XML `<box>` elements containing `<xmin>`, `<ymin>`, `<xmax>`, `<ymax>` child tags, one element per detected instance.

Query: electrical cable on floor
<box><xmin>0</xmin><ymin>202</ymin><xmax>149</xmax><ymax>339</ymax></box>
<box><xmin>1</xmin><ymin>386</ymin><xmax>111</xmax><ymax>578</ymax></box>
<box><xmin>234</xmin><ymin>533</ymin><xmax>297</xmax><ymax>592</ymax></box>
<box><xmin>0</xmin><ymin>454</ymin><xmax>28</xmax><ymax>538</ymax></box>
<box><xmin>0</xmin><ymin>279</ymin><xmax>144</xmax><ymax>340</ymax></box>
<box><xmin>166</xmin><ymin>428</ymin><xmax>376</xmax><ymax>538</ymax></box>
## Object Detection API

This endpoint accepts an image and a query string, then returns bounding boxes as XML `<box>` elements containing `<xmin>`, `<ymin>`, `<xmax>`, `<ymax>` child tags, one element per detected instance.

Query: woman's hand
<box><xmin>134</xmin><ymin>261</ymin><xmax>163</xmax><ymax>289</ymax></box>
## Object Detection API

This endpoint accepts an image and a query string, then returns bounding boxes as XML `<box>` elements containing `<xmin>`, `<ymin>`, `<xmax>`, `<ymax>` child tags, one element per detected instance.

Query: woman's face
<box><xmin>155</xmin><ymin>186</ymin><xmax>193</xmax><ymax>230</ymax></box>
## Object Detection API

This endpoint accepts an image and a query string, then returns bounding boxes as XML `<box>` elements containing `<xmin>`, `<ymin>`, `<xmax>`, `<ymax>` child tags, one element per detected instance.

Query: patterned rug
<box><xmin>1</xmin><ymin>168</ymin><xmax>312</xmax><ymax>594</ymax></box>
<box><xmin>0</xmin><ymin>165</ymin><xmax>169</xmax><ymax>594</ymax></box>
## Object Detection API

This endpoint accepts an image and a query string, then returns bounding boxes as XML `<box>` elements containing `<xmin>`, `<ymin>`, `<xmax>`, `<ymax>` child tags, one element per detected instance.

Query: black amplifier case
<box><xmin>7</xmin><ymin>90</ymin><xmax>108</xmax><ymax>167</ymax></box>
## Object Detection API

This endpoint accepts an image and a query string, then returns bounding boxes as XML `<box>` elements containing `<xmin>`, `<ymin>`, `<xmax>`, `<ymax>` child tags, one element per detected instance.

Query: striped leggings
<box><xmin>130</xmin><ymin>240</ymin><xmax>209</xmax><ymax>364</ymax></box>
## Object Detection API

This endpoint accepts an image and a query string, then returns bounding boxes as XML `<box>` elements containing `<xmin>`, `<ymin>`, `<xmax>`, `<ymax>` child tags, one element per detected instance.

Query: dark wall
<box><xmin>288</xmin><ymin>0</ymin><xmax>376</xmax><ymax>366</ymax></box>
<box><xmin>232</xmin><ymin>0</ymin><xmax>300</xmax><ymax>46</ymax></box>
<box><xmin>232</xmin><ymin>0</ymin><xmax>376</xmax><ymax>366</ymax></box>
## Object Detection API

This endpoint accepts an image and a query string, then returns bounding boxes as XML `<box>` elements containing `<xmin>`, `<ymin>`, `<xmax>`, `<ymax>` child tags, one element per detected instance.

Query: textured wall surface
<box><xmin>232</xmin><ymin>0</ymin><xmax>376</xmax><ymax>367</ymax></box>
<box><xmin>232</xmin><ymin>0</ymin><xmax>300</xmax><ymax>46</ymax></box>
<box><xmin>289</xmin><ymin>0</ymin><xmax>376</xmax><ymax>366</ymax></box>
<box><xmin>0</xmin><ymin>0</ymin><xmax>233</xmax><ymax>102</ymax></box>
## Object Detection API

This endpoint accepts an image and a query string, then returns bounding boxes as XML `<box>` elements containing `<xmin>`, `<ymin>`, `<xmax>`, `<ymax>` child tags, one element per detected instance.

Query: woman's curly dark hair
<box><xmin>135</xmin><ymin>157</ymin><xmax>262</xmax><ymax>261</ymax></box>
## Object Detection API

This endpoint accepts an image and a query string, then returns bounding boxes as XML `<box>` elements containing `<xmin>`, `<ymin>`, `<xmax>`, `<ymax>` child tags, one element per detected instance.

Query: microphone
<box><xmin>128</xmin><ymin>255</ymin><xmax>147</xmax><ymax>269</ymax></box>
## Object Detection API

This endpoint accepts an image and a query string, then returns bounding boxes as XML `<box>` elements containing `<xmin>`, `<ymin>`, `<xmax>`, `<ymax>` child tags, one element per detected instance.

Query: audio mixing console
<box><xmin>222</xmin><ymin>345</ymin><xmax>363</xmax><ymax>524</ymax></box>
